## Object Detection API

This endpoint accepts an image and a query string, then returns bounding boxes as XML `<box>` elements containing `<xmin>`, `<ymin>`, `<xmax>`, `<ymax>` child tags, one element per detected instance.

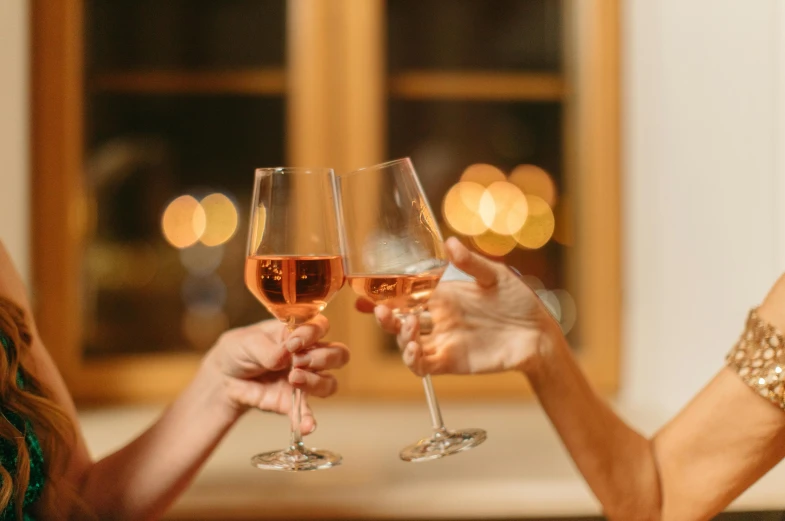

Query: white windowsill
<box><xmin>79</xmin><ymin>402</ymin><xmax>785</xmax><ymax>519</ymax></box>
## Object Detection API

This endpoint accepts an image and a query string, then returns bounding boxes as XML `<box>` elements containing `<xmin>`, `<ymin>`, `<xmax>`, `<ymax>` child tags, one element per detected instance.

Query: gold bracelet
<box><xmin>726</xmin><ymin>308</ymin><xmax>785</xmax><ymax>409</ymax></box>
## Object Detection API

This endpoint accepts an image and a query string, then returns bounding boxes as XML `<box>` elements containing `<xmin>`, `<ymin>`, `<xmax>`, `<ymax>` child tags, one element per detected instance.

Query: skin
<box><xmin>0</xmin><ymin>241</ymin><xmax>349</xmax><ymax>521</ymax></box>
<box><xmin>362</xmin><ymin>236</ymin><xmax>785</xmax><ymax>521</ymax></box>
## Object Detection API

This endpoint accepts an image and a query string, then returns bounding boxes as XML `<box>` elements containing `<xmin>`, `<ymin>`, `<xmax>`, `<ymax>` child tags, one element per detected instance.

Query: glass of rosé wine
<box><xmin>244</xmin><ymin>167</ymin><xmax>344</xmax><ymax>471</ymax></box>
<box><xmin>338</xmin><ymin>158</ymin><xmax>487</xmax><ymax>462</ymax></box>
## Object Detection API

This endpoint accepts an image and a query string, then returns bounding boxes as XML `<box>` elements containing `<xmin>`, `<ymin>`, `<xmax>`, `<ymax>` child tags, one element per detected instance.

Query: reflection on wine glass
<box><xmin>244</xmin><ymin>167</ymin><xmax>345</xmax><ymax>471</ymax></box>
<box><xmin>339</xmin><ymin>157</ymin><xmax>487</xmax><ymax>462</ymax></box>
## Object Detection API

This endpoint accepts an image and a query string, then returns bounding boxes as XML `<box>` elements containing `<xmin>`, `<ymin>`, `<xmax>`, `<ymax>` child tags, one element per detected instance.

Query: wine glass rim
<box><xmin>255</xmin><ymin>166</ymin><xmax>335</xmax><ymax>177</ymax></box>
<box><xmin>339</xmin><ymin>157</ymin><xmax>413</xmax><ymax>178</ymax></box>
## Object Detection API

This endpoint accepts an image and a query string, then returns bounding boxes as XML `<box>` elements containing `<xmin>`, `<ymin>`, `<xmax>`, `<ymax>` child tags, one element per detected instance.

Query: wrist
<box><xmin>195</xmin><ymin>353</ymin><xmax>245</xmax><ymax>425</ymax></box>
<box><xmin>516</xmin><ymin>309</ymin><xmax>564</xmax><ymax>379</ymax></box>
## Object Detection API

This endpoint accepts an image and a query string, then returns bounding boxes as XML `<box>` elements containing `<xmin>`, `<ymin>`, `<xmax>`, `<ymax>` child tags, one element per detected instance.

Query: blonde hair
<box><xmin>0</xmin><ymin>297</ymin><xmax>94</xmax><ymax>520</ymax></box>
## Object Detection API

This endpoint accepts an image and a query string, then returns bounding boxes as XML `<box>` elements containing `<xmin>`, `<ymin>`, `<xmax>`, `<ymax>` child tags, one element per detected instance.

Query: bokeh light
<box><xmin>553</xmin><ymin>289</ymin><xmax>577</xmax><ymax>334</ymax></box>
<box><xmin>162</xmin><ymin>195</ymin><xmax>207</xmax><ymax>249</ymax></box>
<box><xmin>460</xmin><ymin>163</ymin><xmax>506</xmax><ymax>187</ymax></box>
<box><xmin>471</xmin><ymin>230</ymin><xmax>517</xmax><ymax>257</ymax></box>
<box><xmin>536</xmin><ymin>289</ymin><xmax>561</xmax><ymax>320</ymax></box>
<box><xmin>443</xmin><ymin>181</ymin><xmax>488</xmax><ymax>236</ymax></box>
<box><xmin>521</xmin><ymin>275</ymin><xmax>545</xmax><ymax>292</ymax></box>
<box><xmin>508</xmin><ymin>164</ymin><xmax>557</xmax><ymax>207</ymax></box>
<box><xmin>200</xmin><ymin>193</ymin><xmax>238</xmax><ymax>246</ymax></box>
<box><xmin>515</xmin><ymin>195</ymin><xmax>555</xmax><ymax>249</ymax></box>
<box><xmin>480</xmin><ymin>181</ymin><xmax>529</xmax><ymax>235</ymax></box>
<box><xmin>179</xmin><ymin>244</ymin><xmax>224</xmax><ymax>276</ymax></box>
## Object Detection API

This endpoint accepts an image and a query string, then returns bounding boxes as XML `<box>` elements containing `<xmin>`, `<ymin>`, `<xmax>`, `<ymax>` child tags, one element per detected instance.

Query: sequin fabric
<box><xmin>0</xmin><ymin>331</ymin><xmax>44</xmax><ymax>521</ymax></box>
<box><xmin>726</xmin><ymin>308</ymin><xmax>785</xmax><ymax>409</ymax></box>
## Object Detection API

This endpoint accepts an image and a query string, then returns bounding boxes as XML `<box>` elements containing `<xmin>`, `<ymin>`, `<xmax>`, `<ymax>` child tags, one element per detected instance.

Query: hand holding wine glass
<box><xmin>244</xmin><ymin>167</ymin><xmax>346</xmax><ymax>471</ymax></box>
<box><xmin>364</xmin><ymin>237</ymin><xmax>554</xmax><ymax>377</ymax></box>
<box><xmin>203</xmin><ymin>314</ymin><xmax>349</xmax><ymax>432</ymax></box>
<box><xmin>339</xmin><ymin>158</ymin><xmax>487</xmax><ymax>462</ymax></box>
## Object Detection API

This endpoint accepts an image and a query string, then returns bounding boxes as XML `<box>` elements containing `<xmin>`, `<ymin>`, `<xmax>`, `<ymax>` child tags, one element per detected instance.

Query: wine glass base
<box><xmin>399</xmin><ymin>428</ymin><xmax>487</xmax><ymax>462</ymax></box>
<box><xmin>251</xmin><ymin>448</ymin><xmax>342</xmax><ymax>472</ymax></box>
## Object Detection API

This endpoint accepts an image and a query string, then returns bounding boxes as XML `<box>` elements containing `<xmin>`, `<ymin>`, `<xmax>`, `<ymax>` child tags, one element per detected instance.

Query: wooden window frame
<box><xmin>31</xmin><ymin>0</ymin><xmax>620</xmax><ymax>403</ymax></box>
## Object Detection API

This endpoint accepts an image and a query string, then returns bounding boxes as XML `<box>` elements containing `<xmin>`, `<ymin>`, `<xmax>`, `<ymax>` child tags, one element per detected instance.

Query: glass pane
<box><xmin>86</xmin><ymin>0</ymin><xmax>286</xmax><ymax>72</ymax></box>
<box><xmin>387</xmin><ymin>99</ymin><xmax>577</xmax><ymax>348</ymax></box>
<box><xmin>83</xmin><ymin>94</ymin><xmax>284</xmax><ymax>357</ymax></box>
<box><xmin>387</xmin><ymin>0</ymin><xmax>562</xmax><ymax>72</ymax></box>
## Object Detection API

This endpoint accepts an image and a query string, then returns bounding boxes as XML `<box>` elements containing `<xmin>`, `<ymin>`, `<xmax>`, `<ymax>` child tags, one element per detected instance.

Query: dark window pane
<box><xmin>83</xmin><ymin>95</ymin><xmax>284</xmax><ymax>357</ymax></box>
<box><xmin>86</xmin><ymin>0</ymin><xmax>286</xmax><ymax>72</ymax></box>
<box><xmin>387</xmin><ymin>0</ymin><xmax>562</xmax><ymax>72</ymax></box>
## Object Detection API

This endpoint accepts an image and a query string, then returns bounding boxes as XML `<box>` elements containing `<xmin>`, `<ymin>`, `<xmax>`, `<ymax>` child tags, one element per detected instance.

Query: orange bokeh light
<box><xmin>200</xmin><ymin>193</ymin><xmax>238</xmax><ymax>247</ymax></box>
<box><xmin>471</xmin><ymin>230</ymin><xmax>518</xmax><ymax>257</ymax></box>
<box><xmin>162</xmin><ymin>195</ymin><xmax>206</xmax><ymax>249</ymax></box>
<box><xmin>515</xmin><ymin>195</ymin><xmax>555</xmax><ymax>249</ymax></box>
<box><xmin>443</xmin><ymin>181</ymin><xmax>488</xmax><ymax>236</ymax></box>
<box><xmin>509</xmin><ymin>164</ymin><xmax>558</xmax><ymax>207</ymax></box>
<box><xmin>460</xmin><ymin>163</ymin><xmax>506</xmax><ymax>187</ymax></box>
<box><xmin>480</xmin><ymin>181</ymin><xmax>529</xmax><ymax>235</ymax></box>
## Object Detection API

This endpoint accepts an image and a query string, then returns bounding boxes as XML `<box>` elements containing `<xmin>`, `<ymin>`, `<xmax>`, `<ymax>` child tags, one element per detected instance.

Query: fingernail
<box><xmin>293</xmin><ymin>353</ymin><xmax>311</xmax><ymax>368</ymax></box>
<box><xmin>309</xmin><ymin>422</ymin><xmax>318</xmax><ymax>434</ymax></box>
<box><xmin>285</xmin><ymin>337</ymin><xmax>303</xmax><ymax>353</ymax></box>
<box><xmin>290</xmin><ymin>371</ymin><xmax>306</xmax><ymax>384</ymax></box>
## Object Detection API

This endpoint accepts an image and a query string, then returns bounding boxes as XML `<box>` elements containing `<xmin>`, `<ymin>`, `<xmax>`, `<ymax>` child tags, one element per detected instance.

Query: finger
<box><xmin>444</xmin><ymin>236</ymin><xmax>500</xmax><ymax>288</ymax></box>
<box><xmin>402</xmin><ymin>340</ymin><xmax>424</xmax><ymax>375</ymax></box>
<box><xmin>289</xmin><ymin>369</ymin><xmax>339</xmax><ymax>398</ymax></box>
<box><xmin>374</xmin><ymin>305</ymin><xmax>401</xmax><ymax>334</ymax></box>
<box><xmin>355</xmin><ymin>297</ymin><xmax>376</xmax><ymax>313</ymax></box>
<box><xmin>292</xmin><ymin>342</ymin><xmax>350</xmax><ymax>371</ymax></box>
<box><xmin>299</xmin><ymin>398</ymin><xmax>317</xmax><ymax>435</ymax></box>
<box><xmin>240</xmin><ymin>327</ymin><xmax>291</xmax><ymax>372</ymax></box>
<box><xmin>418</xmin><ymin>311</ymin><xmax>434</xmax><ymax>336</ymax></box>
<box><xmin>397</xmin><ymin>314</ymin><xmax>420</xmax><ymax>348</ymax></box>
<box><xmin>405</xmin><ymin>343</ymin><xmax>448</xmax><ymax>377</ymax></box>
<box><xmin>275</xmin><ymin>387</ymin><xmax>317</xmax><ymax>435</ymax></box>
<box><xmin>285</xmin><ymin>314</ymin><xmax>330</xmax><ymax>353</ymax></box>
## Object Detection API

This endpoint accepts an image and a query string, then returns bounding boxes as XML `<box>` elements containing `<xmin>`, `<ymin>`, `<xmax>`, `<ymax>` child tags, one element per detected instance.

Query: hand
<box><xmin>203</xmin><ymin>315</ymin><xmax>349</xmax><ymax>433</ymax></box>
<box><xmin>357</xmin><ymin>237</ymin><xmax>558</xmax><ymax>377</ymax></box>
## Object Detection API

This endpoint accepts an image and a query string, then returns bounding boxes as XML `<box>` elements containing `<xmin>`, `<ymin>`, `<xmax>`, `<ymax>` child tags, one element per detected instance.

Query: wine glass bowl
<box><xmin>244</xmin><ymin>167</ymin><xmax>345</xmax><ymax>471</ymax></box>
<box><xmin>338</xmin><ymin>158</ymin><xmax>487</xmax><ymax>462</ymax></box>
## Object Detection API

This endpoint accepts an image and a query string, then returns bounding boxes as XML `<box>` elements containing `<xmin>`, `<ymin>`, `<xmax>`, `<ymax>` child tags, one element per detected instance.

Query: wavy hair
<box><xmin>0</xmin><ymin>296</ymin><xmax>93</xmax><ymax>520</ymax></box>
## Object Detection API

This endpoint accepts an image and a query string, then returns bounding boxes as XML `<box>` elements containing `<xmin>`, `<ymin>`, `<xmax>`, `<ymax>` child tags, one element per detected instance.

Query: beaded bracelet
<box><xmin>726</xmin><ymin>309</ymin><xmax>785</xmax><ymax>409</ymax></box>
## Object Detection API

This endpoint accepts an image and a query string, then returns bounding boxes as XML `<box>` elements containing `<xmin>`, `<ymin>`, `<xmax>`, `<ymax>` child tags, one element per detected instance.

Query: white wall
<box><xmin>620</xmin><ymin>0</ymin><xmax>783</xmax><ymax>418</ymax></box>
<box><xmin>0</xmin><ymin>0</ymin><xmax>30</xmax><ymax>285</ymax></box>
<box><xmin>1</xmin><ymin>0</ymin><xmax>784</xmax><ymax>420</ymax></box>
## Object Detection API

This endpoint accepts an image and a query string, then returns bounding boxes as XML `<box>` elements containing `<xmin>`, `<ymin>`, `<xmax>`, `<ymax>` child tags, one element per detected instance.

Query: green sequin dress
<box><xmin>0</xmin><ymin>331</ymin><xmax>44</xmax><ymax>521</ymax></box>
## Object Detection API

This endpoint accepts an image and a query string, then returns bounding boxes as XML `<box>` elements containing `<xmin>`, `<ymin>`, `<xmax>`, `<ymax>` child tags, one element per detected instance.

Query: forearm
<box><xmin>79</xmin><ymin>363</ymin><xmax>240</xmax><ymax>521</ymax></box>
<box><xmin>526</xmin><ymin>320</ymin><xmax>661</xmax><ymax>520</ymax></box>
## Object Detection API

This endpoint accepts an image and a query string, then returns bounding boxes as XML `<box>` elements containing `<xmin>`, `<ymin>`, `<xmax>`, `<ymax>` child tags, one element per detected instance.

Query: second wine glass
<box><xmin>338</xmin><ymin>158</ymin><xmax>487</xmax><ymax>462</ymax></box>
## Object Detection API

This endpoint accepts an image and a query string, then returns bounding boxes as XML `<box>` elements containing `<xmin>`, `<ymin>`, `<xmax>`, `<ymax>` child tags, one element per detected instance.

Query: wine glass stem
<box><xmin>287</xmin><ymin>324</ymin><xmax>304</xmax><ymax>453</ymax></box>
<box><xmin>422</xmin><ymin>374</ymin><xmax>447</xmax><ymax>434</ymax></box>
<box><xmin>290</xmin><ymin>386</ymin><xmax>304</xmax><ymax>451</ymax></box>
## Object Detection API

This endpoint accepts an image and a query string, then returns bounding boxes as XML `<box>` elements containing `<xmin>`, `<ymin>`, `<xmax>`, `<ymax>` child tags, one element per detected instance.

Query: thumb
<box><xmin>444</xmin><ymin>237</ymin><xmax>501</xmax><ymax>288</ymax></box>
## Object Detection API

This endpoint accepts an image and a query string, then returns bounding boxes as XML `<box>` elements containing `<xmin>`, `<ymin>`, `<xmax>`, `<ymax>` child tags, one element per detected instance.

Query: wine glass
<box><xmin>244</xmin><ymin>167</ymin><xmax>345</xmax><ymax>471</ymax></box>
<box><xmin>338</xmin><ymin>158</ymin><xmax>487</xmax><ymax>462</ymax></box>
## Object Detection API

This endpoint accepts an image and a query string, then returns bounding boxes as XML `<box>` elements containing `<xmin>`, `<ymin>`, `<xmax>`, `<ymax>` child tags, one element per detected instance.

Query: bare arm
<box><xmin>0</xmin><ymin>242</ymin><xmax>348</xmax><ymax>520</ymax></box>
<box><xmin>375</xmin><ymin>237</ymin><xmax>785</xmax><ymax>521</ymax></box>
<box><xmin>530</xmin><ymin>315</ymin><xmax>785</xmax><ymax>520</ymax></box>
<box><xmin>79</xmin><ymin>361</ymin><xmax>238</xmax><ymax>520</ymax></box>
